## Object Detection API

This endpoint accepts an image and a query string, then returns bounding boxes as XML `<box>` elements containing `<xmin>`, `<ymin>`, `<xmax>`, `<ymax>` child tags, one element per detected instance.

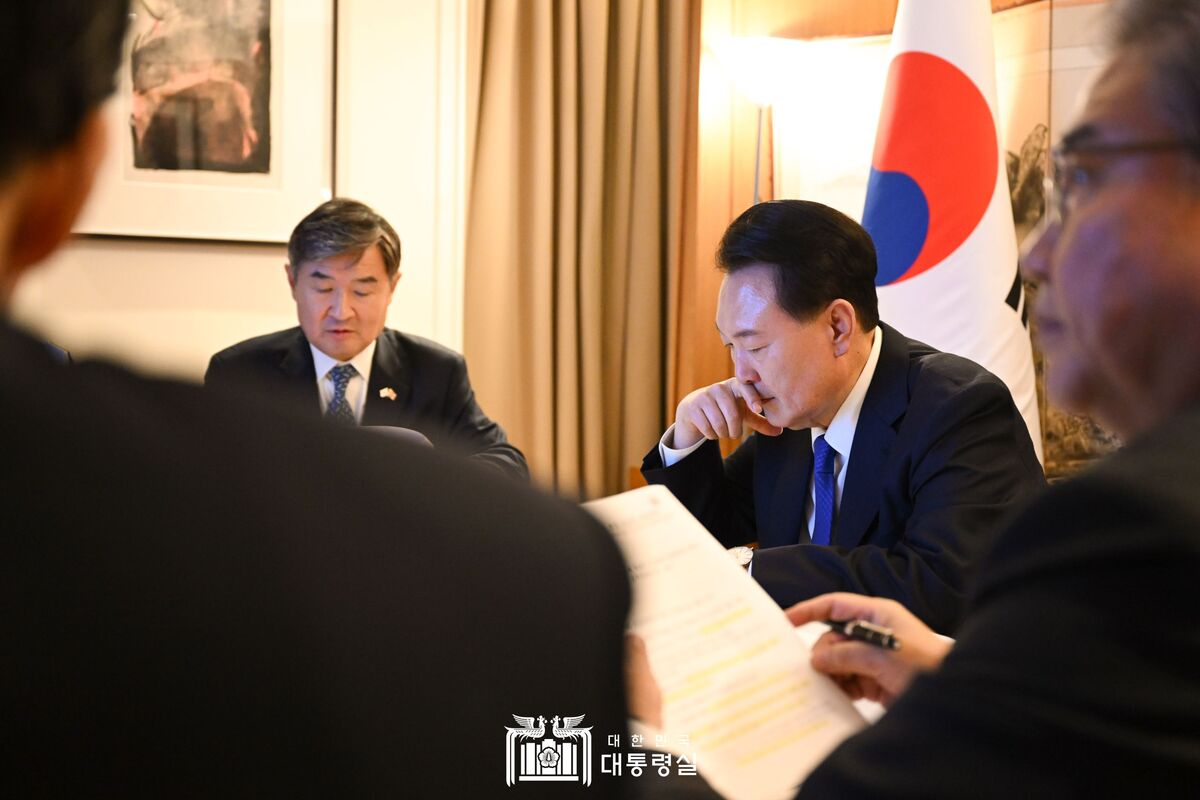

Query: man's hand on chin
<box><xmin>671</xmin><ymin>378</ymin><xmax>784</xmax><ymax>449</ymax></box>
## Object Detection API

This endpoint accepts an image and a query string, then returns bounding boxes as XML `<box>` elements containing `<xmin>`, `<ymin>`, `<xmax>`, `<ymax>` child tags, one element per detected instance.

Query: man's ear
<box><xmin>828</xmin><ymin>299</ymin><xmax>858</xmax><ymax>357</ymax></box>
<box><xmin>284</xmin><ymin>262</ymin><xmax>298</xmax><ymax>292</ymax></box>
<box><xmin>384</xmin><ymin>270</ymin><xmax>401</xmax><ymax>300</ymax></box>
<box><xmin>7</xmin><ymin>108</ymin><xmax>109</xmax><ymax>274</ymax></box>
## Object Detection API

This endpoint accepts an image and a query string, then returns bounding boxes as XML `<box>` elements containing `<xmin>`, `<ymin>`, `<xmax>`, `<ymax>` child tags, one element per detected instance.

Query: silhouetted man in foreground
<box><xmin>1</xmin><ymin>3</ymin><xmax>625</xmax><ymax>795</ymax></box>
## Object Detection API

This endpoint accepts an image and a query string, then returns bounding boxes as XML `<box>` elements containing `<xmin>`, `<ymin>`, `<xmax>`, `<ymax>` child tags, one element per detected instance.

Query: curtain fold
<box><xmin>465</xmin><ymin>0</ymin><xmax>700</xmax><ymax>498</ymax></box>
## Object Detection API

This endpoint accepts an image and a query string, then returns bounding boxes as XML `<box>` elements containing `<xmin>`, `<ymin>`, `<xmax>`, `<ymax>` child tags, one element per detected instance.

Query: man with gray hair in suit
<box><xmin>786</xmin><ymin>0</ymin><xmax>1200</xmax><ymax>794</ymax></box>
<box><xmin>207</xmin><ymin>197</ymin><xmax>528</xmax><ymax>478</ymax></box>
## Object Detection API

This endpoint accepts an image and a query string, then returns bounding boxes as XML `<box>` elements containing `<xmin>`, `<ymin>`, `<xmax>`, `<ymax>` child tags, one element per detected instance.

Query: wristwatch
<box><xmin>728</xmin><ymin>546</ymin><xmax>754</xmax><ymax>569</ymax></box>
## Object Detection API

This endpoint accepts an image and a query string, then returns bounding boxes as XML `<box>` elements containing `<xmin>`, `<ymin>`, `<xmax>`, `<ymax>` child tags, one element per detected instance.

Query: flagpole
<box><xmin>753</xmin><ymin>104</ymin><xmax>764</xmax><ymax>205</ymax></box>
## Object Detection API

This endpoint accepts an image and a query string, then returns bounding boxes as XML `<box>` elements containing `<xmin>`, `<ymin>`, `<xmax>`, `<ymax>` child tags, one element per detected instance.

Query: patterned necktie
<box><xmin>325</xmin><ymin>363</ymin><xmax>358</xmax><ymax>425</ymax></box>
<box><xmin>812</xmin><ymin>434</ymin><xmax>837</xmax><ymax>546</ymax></box>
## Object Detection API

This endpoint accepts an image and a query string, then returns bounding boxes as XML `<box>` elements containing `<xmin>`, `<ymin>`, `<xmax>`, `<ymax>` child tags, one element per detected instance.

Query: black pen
<box><xmin>826</xmin><ymin>619</ymin><xmax>902</xmax><ymax>651</ymax></box>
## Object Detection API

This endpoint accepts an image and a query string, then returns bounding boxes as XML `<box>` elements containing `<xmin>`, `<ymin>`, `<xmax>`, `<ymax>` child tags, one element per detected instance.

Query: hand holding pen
<box><xmin>825</xmin><ymin>618</ymin><xmax>902</xmax><ymax>650</ymax></box>
<box><xmin>785</xmin><ymin>593</ymin><xmax>954</xmax><ymax>707</ymax></box>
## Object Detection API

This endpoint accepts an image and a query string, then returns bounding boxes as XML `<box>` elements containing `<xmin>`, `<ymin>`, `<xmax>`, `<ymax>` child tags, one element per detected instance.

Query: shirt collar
<box><xmin>310</xmin><ymin>338</ymin><xmax>377</xmax><ymax>383</ymax></box>
<box><xmin>811</xmin><ymin>325</ymin><xmax>883</xmax><ymax>457</ymax></box>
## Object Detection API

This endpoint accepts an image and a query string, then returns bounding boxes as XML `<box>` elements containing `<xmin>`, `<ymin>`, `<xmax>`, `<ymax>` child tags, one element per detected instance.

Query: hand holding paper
<box><xmin>586</xmin><ymin>486</ymin><xmax>865</xmax><ymax>800</ymax></box>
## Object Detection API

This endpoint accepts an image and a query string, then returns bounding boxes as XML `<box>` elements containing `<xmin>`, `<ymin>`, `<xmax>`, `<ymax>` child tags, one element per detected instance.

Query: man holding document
<box><xmin>787</xmin><ymin>0</ymin><xmax>1200</xmax><ymax>793</ymax></box>
<box><xmin>642</xmin><ymin>200</ymin><xmax>1043</xmax><ymax>633</ymax></box>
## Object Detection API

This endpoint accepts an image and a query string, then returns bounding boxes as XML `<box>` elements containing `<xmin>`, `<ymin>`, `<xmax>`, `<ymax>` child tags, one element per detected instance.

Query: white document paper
<box><xmin>584</xmin><ymin>485</ymin><xmax>866</xmax><ymax>800</ymax></box>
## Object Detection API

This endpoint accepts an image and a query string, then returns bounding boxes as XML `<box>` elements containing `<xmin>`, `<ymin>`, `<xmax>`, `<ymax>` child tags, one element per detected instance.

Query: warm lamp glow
<box><xmin>708</xmin><ymin>36</ymin><xmax>805</xmax><ymax>108</ymax></box>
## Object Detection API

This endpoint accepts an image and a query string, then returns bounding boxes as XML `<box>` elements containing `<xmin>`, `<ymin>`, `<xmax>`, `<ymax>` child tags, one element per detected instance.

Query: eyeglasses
<box><xmin>1045</xmin><ymin>139</ymin><xmax>1200</xmax><ymax>226</ymax></box>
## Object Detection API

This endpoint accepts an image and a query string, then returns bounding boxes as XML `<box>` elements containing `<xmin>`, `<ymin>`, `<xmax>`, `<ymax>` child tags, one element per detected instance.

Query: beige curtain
<box><xmin>464</xmin><ymin>0</ymin><xmax>700</xmax><ymax>499</ymax></box>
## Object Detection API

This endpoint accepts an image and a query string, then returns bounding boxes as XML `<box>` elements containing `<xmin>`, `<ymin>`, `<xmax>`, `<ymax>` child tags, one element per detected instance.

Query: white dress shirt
<box><xmin>310</xmin><ymin>340</ymin><xmax>377</xmax><ymax>424</ymax></box>
<box><xmin>658</xmin><ymin>326</ymin><xmax>884</xmax><ymax>539</ymax></box>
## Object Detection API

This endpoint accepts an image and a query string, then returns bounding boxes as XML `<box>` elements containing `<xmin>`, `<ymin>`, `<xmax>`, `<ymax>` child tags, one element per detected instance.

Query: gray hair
<box><xmin>1108</xmin><ymin>0</ymin><xmax>1200</xmax><ymax>163</ymax></box>
<box><xmin>287</xmin><ymin>198</ymin><xmax>402</xmax><ymax>278</ymax></box>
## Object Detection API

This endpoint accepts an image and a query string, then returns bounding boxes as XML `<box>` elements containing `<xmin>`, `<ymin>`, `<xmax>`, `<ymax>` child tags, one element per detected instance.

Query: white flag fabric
<box><xmin>862</xmin><ymin>0</ymin><xmax>1043</xmax><ymax>461</ymax></box>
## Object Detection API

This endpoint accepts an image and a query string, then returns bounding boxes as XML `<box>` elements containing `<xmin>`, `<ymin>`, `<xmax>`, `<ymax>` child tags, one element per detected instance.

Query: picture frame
<box><xmin>74</xmin><ymin>0</ymin><xmax>334</xmax><ymax>243</ymax></box>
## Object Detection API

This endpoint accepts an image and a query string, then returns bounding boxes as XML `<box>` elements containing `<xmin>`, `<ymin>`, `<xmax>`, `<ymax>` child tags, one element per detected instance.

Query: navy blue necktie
<box><xmin>325</xmin><ymin>363</ymin><xmax>358</xmax><ymax>425</ymax></box>
<box><xmin>812</xmin><ymin>434</ymin><xmax>837</xmax><ymax>546</ymax></box>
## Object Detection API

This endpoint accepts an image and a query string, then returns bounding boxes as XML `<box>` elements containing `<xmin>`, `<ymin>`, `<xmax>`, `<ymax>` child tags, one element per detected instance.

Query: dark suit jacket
<box><xmin>2</xmin><ymin>322</ymin><xmax>627</xmax><ymax>797</ymax></box>
<box><xmin>205</xmin><ymin>326</ymin><xmax>528</xmax><ymax>479</ymax></box>
<box><xmin>642</xmin><ymin>323</ymin><xmax>1044</xmax><ymax>633</ymax></box>
<box><xmin>799</xmin><ymin>404</ymin><xmax>1200</xmax><ymax>797</ymax></box>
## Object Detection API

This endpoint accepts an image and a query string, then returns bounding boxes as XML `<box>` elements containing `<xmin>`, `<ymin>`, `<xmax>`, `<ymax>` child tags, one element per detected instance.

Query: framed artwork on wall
<box><xmin>74</xmin><ymin>0</ymin><xmax>334</xmax><ymax>243</ymax></box>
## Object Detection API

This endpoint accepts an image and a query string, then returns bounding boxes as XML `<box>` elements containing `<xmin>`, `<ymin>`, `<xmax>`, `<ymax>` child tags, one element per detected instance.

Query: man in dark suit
<box><xmin>206</xmin><ymin>198</ymin><xmax>528</xmax><ymax>479</ymax></box>
<box><xmin>2</xmin><ymin>2</ymin><xmax>624</xmax><ymax>795</ymax></box>
<box><xmin>784</xmin><ymin>0</ymin><xmax>1200</xmax><ymax>793</ymax></box>
<box><xmin>643</xmin><ymin>200</ymin><xmax>1043</xmax><ymax>633</ymax></box>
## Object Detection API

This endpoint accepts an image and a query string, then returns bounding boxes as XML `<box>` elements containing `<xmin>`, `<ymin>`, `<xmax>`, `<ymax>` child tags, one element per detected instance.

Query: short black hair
<box><xmin>0</xmin><ymin>0</ymin><xmax>129</xmax><ymax>179</ymax></box>
<box><xmin>287</xmin><ymin>198</ymin><xmax>402</xmax><ymax>279</ymax></box>
<box><xmin>717</xmin><ymin>200</ymin><xmax>881</xmax><ymax>330</ymax></box>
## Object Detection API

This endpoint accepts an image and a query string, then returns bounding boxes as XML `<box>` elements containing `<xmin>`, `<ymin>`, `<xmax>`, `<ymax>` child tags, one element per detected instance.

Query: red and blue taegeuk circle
<box><xmin>862</xmin><ymin>52</ymin><xmax>998</xmax><ymax>286</ymax></box>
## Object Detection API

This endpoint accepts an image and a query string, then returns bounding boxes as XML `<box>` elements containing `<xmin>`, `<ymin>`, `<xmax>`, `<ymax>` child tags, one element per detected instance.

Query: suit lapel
<box><xmin>834</xmin><ymin>324</ymin><xmax>907</xmax><ymax>549</ymax></box>
<box><xmin>362</xmin><ymin>331</ymin><xmax>413</xmax><ymax>426</ymax></box>
<box><xmin>760</xmin><ymin>429</ymin><xmax>814</xmax><ymax>547</ymax></box>
<box><xmin>279</xmin><ymin>328</ymin><xmax>321</xmax><ymax>415</ymax></box>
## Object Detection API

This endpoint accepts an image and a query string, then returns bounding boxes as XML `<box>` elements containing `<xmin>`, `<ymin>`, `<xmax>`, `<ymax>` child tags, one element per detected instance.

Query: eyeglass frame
<box><xmin>1044</xmin><ymin>138</ymin><xmax>1200</xmax><ymax>227</ymax></box>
